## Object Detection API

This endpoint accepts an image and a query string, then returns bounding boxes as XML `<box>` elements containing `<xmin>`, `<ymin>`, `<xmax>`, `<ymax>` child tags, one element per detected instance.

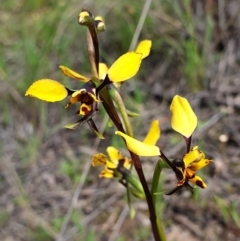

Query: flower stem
<box><xmin>184</xmin><ymin>135</ymin><xmax>192</xmax><ymax>153</ymax></box>
<box><xmin>110</xmin><ymin>87</ymin><xmax>165</xmax><ymax>240</ymax></box>
<box><xmin>111</xmin><ymin>89</ymin><xmax>165</xmax><ymax>238</ymax></box>
<box><xmin>99</xmin><ymin>87</ymin><xmax>125</xmax><ymax>132</ymax></box>
<box><xmin>83</xmin><ymin>10</ymin><xmax>164</xmax><ymax>240</ymax></box>
<box><xmin>84</xmin><ymin>21</ymin><xmax>125</xmax><ymax>133</ymax></box>
<box><xmin>130</xmin><ymin>152</ymin><xmax>162</xmax><ymax>241</ymax></box>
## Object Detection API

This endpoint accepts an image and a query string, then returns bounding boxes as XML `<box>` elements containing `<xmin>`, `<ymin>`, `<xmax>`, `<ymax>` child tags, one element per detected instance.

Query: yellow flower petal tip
<box><xmin>135</xmin><ymin>40</ymin><xmax>152</xmax><ymax>59</ymax></box>
<box><xmin>59</xmin><ymin>65</ymin><xmax>90</xmax><ymax>82</ymax></box>
<box><xmin>25</xmin><ymin>79</ymin><xmax>68</xmax><ymax>102</ymax></box>
<box><xmin>115</xmin><ymin>131</ymin><xmax>160</xmax><ymax>157</ymax></box>
<box><xmin>108</xmin><ymin>52</ymin><xmax>142</xmax><ymax>82</ymax></box>
<box><xmin>143</xmin><ymin>120</ymin><xmax>160</xmax><ymax>145</ymax></box>
<box><xmin>170</xmin><ymin>95</ymin><xmax>197</xmax><ymax>138</ymax></box>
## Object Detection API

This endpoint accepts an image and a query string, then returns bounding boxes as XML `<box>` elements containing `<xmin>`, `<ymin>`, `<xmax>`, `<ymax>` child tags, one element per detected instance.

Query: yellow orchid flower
<box><xmin>113</xmin><ymin>95</ymin><xmax>212</xmax><ymax>192</ymax></box>
<box><xmin>65</xmin><ymin>83</ymin><xmax>101</xmax><ymax>116</ymax></box>
<box><xmin>115</xmin><ymin>120</ymin><xmax>161</xmax><ymax>156</ymax></box>
<box><xmin>25</xmin><ymin>63</ymin><xmax>107</xmax><ymax>136</ymax></box>
<box><xmin>93</xmin><ymin>121</ymin><xmax>160</xmax><ymax>176</ymax></box>
<box><xmin>25</xmin><ymin>57</ymin><xmax>113</xmax><ymax>117</ymax></box>
<box><xmin>168</xmin><ymin>96</ymin><xmax>213</xmax><ymax>192</ymax></box>
<box><xmin>170</xmin><ymin>95</ymin><xmax>197</xmax><ymax>138</ymax></box>
<box><xmin>173</xmin><ymin>146</ymin><xmax>213</xmax><ymax>189</ymax></box>
<box><xmin>92</xmin><ymin>146</ymin><xmax>131</xmax><ymax>178</ymax></box>
<box><xmin>26</xmin><ymin>78</ymin><xmax>99</xmax><ymax>115</ymax></box>
<box><xmin>25</xmin><ymin>40</ymin><xmax>150</xmax><ymax>111</ymax></box>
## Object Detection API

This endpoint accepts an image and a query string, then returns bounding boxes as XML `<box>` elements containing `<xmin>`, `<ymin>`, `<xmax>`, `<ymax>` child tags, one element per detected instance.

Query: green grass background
<box><xmin>1</xmin><ymin>0</ymin><xmax>239</xmax><ymax>241</ymax></box>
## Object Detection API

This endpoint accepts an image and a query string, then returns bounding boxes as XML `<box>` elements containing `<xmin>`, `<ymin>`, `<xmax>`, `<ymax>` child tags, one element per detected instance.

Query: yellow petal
<box><xmin>65</xmin><ymin>91</ymin><xmax>82</xmax><ymax>108</ymax></box>
<box><xmin>135</xmin><ymin>40</ymin><xmax>152</xmax><ymax>59</ymax></box>
<box><xmin>191</xmin><ymin>146</ymin><xmax>205</xmax><ymax>158</ymax></box>
<box><xmin>99</xmin><ymin>169</ymin><xmax>114</xmax><ymax>178</ymax></box>
<box><xmin>190</xmin><ymin>159</ymin><xmax>213</xmax><ymax>171</ymax></box>
<box><xmin>92</xmin><ymin>153</ymin><xmax>108</xmax><ymax>166</ymax></box>
<box><xmin>79</xmin><ymin>103</ymin><xmax>92</xmax><ymax>115</ymax></box>
<box><xmin>183</xmin><ymin>148</ymin><xmax>203</xmax><ymax>168</ymax></box>
<box><xmin>59</xmin><ymin>65</ymin><xmax>90</xmax><ymax>82</ymax></box>
<box><xmin>108</xmin><ymin>52</ymin><xmax>142</xmax><ymax>82</ymax></box>
<box><xmin>106</xmin><ymin>146</ymin><xmax>123</xmax><ymax>164</ymax></box>
<box><xmin>188</xmin><ymin>175</ymin><xmax>207</xmax><ymax>188</ymax></box>
<box><xmin>170</xmin><ymin>95</ymin><xmax>197</xmax><ymax>137</ymax></box>
<box><xmin>25</xmin><ymin>79</ymin><xmax>68</xmax><ymax>102</ymax></box>
<box><xmin>183</xmin><ymin>146</ymin><xmax>211</xmax><ymax>171</ymax></box>
<box><xmin>143</xmin><ymin>120</ymin><xmax>160</xmax><ymax>145</ymax></box>
<box><xmin>99</xmin><ymin>63</ymin><xmax>108</xmax><ymax>80</ymax></box>
<box><xmin>115</xmin><ymin>131</ymin><xmax>160</xmax><ymax>156</ymax></box>
<box><xmin>106</xmin><ymin>160</ymin><xmax>117</xmax><ymax>169</ymax></box>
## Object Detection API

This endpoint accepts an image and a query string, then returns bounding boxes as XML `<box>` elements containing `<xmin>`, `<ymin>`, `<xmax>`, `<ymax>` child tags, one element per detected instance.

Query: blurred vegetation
<box><xmin>1</xmin><ymin>0</ymin><xmax>240</xmax><ymax>240</ymax></box>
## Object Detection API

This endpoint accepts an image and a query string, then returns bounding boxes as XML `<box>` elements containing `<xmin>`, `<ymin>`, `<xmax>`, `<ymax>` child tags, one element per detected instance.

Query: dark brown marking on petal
<box><xmin>80</xmin><ymin>93</ymin><xmax>91</xmax><ymax>103</ymax></box>
<box><xmin>196</xmin><ymin>180</ymin><xmax>204</xmax><ymax>188</ymax></box>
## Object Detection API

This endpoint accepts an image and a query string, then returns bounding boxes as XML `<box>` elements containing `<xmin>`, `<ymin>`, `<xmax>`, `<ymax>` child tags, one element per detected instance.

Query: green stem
<box><xmin>151</xmin><ymin>161</ymin><xmax>162</xmax><ymax>206</ymax></box>
<box><xmin>126</xmin><ymin>182</ymin><xmax>136</xmax><ymax>218</ymax></box>
<box><xmin>151</xmin><ymin>160</ymin><xmax>166</xmax><ymax>241</ymax></box>
<box><xmin>123</xmin><ymin>170</ymin><xmax>145</xmax><ymax>196</ymax></box>
<box><xmin>156</xmin><ymin>218</ymin><xmax>166</xmax><ymax>241</ymax></box>
<box><xmin>110</xmin><ymin>87</ymin><xmax>133</xmax><ymax>137</ymax></box>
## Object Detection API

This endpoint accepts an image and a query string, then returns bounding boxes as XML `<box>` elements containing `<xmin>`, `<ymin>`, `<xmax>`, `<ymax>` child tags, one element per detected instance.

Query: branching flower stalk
<box><xmin>80</xmin><ymin>11</ymin><xmax>162</xmax><ymax>239</ymax></box>
<box><xmin>78</xmin><ymin>12</ymin><xmax>162</xmax><ymax>239</ymax></box>
<box><xmin>25</xmin><ymin>8</ymin><xmax>214</xmax><ymax>241</ymax></box>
